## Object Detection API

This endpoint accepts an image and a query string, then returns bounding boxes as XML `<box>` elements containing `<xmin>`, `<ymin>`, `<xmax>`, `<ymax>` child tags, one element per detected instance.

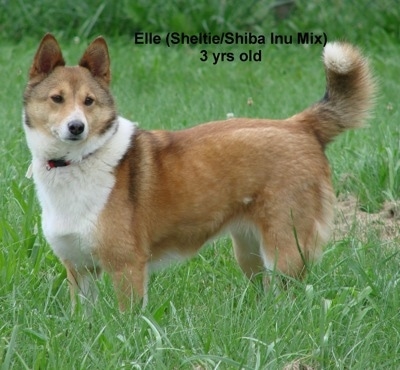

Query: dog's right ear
<box><xmin>29</xmin><ymin>33</ymin><xmax>65</xmax><ymax>80</ymax></box>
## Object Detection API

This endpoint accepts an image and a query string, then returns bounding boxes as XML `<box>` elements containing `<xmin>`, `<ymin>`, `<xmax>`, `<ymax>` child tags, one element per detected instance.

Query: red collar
<box><xmin>46</xmin><ymin>159</ymin><xmax>71</xmax><ymax>170</ymax></box>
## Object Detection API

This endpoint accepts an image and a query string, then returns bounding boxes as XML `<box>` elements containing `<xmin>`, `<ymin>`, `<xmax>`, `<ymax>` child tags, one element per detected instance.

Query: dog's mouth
<box><xmin>57</xmin><ymin>134</ymin><xmax>86</xmax><ymax>143</ymax></box>
<box><xmin>65</xmin><ymin>136</ymin><xmax>84</xmax><ymax>142</ymax></box>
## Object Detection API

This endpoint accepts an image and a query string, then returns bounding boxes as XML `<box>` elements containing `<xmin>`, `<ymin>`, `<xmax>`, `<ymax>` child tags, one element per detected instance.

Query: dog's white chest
<box><xmin>37</xmin><ymin>163</ymin><xmax>115</xmax><ymax>267</ymax></box>
<box><xmin>25</xmin><ymin>116</ymin><xmax>135</xmax><ymax>269</ymax></box>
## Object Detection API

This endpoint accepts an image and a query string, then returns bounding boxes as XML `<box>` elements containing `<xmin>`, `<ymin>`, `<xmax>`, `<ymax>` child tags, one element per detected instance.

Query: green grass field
<box><xmin>1</xmin><ymin>2</ymin><xmax>400</xmax><ymax>369</ymax></box>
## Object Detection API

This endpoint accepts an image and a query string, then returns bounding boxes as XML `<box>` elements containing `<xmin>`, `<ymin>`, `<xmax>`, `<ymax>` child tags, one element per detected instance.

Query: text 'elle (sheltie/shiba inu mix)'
<box><xmin>23</xmin><ymin>34</ymin><xmax>374</xmax><ymax>311</ymax></box>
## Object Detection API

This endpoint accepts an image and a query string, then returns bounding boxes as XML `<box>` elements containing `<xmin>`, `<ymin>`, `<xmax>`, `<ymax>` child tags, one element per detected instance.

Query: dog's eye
<box><xmin>84</xmin><ymin>97</ymin><xmax>94</xmax><ymax>106</ymax></box>
<box><xmin>51</xmin><ymin>95</ymin><xmax>63</xmax><ymax>104</ymax></box>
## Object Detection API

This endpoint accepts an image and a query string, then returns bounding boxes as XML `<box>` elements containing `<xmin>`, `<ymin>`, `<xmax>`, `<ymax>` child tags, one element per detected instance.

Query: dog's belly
<box><xmin>147</xmin><ymin>217</ymin><xmax>234</xmax><ymax>272</ymax></box>
<box><xmin>149</xmin><ymin>233</ymin><xmax>205</xmax><ymax>271</ymax></box>
<box><xmin>148</xmin><ymin>250</ymin><xmax>192</xmax><ymax>272</ymax></box>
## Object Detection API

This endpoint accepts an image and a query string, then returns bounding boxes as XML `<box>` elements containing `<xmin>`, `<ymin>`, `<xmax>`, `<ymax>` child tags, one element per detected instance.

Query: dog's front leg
<box><xmin>64</xmin><ymin>261</ymin><xmax>101</xmax><ymax>314</ymax></box>
<box><xmin>110</xmin><ymin>260</ymin><xmax>149</xmax><ymax>312</ymax></box>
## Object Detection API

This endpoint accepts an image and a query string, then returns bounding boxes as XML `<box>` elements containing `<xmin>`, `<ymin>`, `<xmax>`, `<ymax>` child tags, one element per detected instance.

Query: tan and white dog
<box><xmin>23</xmin><ymin>34</ymin><xmax>374</xmax><ymax>310</ymax></box>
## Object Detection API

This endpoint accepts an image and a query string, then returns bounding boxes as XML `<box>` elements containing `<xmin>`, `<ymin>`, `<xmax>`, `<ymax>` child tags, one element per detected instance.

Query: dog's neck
<box><xmin>45</xmin><ymin>152</ymin><xmax>92</xmax><ymax>171</ymax></box>
<box><xmin>25</xmin><ymin>117</ymin><xmax>136</xmax><ymax>179</ymax></box>
<box><xmin>47</xmin><ymin>158</ymin><xmax>71</xmax><ymax>169</ymax></box>
<box><xmin>44</xmin><ymin>119</ymin><xmax>120</xmax><ymax>171</ymax></box>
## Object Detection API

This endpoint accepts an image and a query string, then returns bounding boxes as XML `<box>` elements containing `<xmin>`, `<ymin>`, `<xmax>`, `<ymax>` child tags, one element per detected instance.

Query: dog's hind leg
<box><xmin>256</xmin><ymin>180</ymin><xmax>334</xmax><ymax>288</ymax></box>
<box><xmin>231</xmin><ymin>225</ymin><xmax>264</xmax><ymax>279</ymax></box>
<box><xmin>257</xmin><ymin>211</ymin><xmax>331</xmax><ymax>288</ymax></box>
<box><xmin>230</xmin><ymin>218</ymin><xmax>304</xmax><ymax>281</ymax></box>
<box><xmin>230</xmin><ymin>222</ymin><xmax>289</xmax><ymax>294</ymax></box>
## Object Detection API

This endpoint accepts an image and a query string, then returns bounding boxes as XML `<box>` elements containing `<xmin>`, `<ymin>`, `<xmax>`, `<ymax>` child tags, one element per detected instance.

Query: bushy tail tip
<box><xmin>303</xmin><ymin>42</ymin><xmax>375</xmax><ymax>147</ymax></box>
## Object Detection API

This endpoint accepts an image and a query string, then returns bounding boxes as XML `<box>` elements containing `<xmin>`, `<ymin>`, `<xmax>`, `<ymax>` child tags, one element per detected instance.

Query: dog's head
<box><xmin>23</xmin><ymin>34</ymin><xmax>117</xmax><ymax>162</ymax></box>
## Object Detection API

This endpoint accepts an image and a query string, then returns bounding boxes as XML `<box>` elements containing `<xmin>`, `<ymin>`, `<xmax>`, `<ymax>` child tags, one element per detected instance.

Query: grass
<box><xmin>1</xmin><ymin>2</ymin><xmax>400</xmax><ymax>369</ymax></box>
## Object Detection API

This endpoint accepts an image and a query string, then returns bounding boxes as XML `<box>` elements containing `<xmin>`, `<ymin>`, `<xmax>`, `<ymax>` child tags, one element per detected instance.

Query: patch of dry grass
<box><xmin>334</xmin><ymin>195</ymin><xmax>400</xmax><ymax>244</ymax></box>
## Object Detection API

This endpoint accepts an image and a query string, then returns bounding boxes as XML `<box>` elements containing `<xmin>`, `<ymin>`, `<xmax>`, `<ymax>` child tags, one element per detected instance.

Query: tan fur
<box><xmin>24</xmin><ymin>35</ymin><xmax>374</xmax><ymax>310</ymax></box>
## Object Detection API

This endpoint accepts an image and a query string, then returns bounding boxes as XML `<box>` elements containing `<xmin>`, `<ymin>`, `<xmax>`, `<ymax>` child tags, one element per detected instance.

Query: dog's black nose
<box><xmin>68</xmin><ymin>120</ymin><xmax>85</xmax><ymax>136</ymax></box>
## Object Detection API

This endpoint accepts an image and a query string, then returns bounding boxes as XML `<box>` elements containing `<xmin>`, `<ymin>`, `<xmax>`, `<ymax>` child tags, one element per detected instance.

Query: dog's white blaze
<box><xmin>28</xmin><ymin>117</ymin><xmax>136</xmax><ymax>269</ymax></box>
<box><xmin>56</xmin><ymin>105</ymin><xmax>88</xmax><ymax>141</ymax></box>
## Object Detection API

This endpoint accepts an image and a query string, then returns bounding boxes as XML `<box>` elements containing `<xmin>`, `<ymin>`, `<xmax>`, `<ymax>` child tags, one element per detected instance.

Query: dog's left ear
<box><xmin>79</xmin><ymin>37</ymin><xmax>111</xmax><ymax>85</ymax></box>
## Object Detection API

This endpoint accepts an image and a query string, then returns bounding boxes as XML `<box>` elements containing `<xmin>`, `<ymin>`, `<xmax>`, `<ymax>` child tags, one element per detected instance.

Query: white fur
<box><xmin>56</xmin><ymin>105</ymin><xmax>88</xmax><ymax>142</ymax></box>
<box><xmin>323</xmin><ymin>42</ymin><xmax>354</xmax><ymax>74</ymax></box>
<box><xmin>313</xmin><ymin>184</ymin><xmax>334</xmax><ymax>261</ymax></box>
<box><xmin>242</xmin><ymin>196</ymin><xmax>253</xmax><ymax>205</ymax></box>
<box><xmin>148</xmin><ymin>251</ymin><xmax>190</xmax><ymax>273</ymax></box>
<box><xmin>25</xmin><ymin>116</ymin><xmax>136</xmax><ymax>269</ymax></box>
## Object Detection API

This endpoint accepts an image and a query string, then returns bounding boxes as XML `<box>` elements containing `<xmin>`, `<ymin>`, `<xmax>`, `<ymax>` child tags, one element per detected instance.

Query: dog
<box><xmin>23</xmin><ymin>34</ymin><xmax>374</xmax><ymax>310</ymax></box>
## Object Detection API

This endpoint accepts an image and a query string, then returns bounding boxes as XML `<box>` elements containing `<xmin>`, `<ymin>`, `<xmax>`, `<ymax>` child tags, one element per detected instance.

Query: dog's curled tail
<box><xmin>302</xmin><ymin>42</ymin><xmax>375</xmax><ymax>146</ymax></box>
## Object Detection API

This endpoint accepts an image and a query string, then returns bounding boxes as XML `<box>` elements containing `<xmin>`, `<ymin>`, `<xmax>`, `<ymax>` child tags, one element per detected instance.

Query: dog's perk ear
<box><xmin>29</xmin><ymin>33</ymin><xmax>65</xmax><ymax>80</ymax></box>
<box><xmin>79</xmin><ymin>37</ymin><xmax>111</xmax><ymax>85</ymax></box>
